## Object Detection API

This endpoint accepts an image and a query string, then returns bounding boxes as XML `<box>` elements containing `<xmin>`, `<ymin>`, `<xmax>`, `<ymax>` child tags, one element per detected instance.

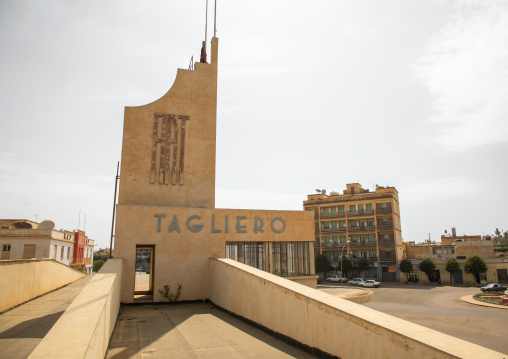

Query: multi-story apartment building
<box><xmin>303</xmin><ymin>183</ymin><xmax>403</xmax><ymax>281</ymax></box>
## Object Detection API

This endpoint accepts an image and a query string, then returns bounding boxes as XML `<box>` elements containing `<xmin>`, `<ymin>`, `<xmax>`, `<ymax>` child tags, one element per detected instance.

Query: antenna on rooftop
<box><xmin>214</xmin><ymin>0</ymin><xmax>217</xmax><ymax>37</ymax></box>
<box><xmin>205</xmin><ymin>0</ymin><xmax>208</xmax><ymax>45</ymax></box>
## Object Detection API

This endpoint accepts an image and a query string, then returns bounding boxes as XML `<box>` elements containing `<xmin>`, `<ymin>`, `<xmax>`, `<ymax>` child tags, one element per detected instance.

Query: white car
<box><xmin>348</xmin><ymin>278</ymin><xmax>364</xmax><ymax>286</ymax></box>
<box><xmin>359</xmin><ymin>280</ymin><xmax>381</xmax><ymax>288</ymax></box>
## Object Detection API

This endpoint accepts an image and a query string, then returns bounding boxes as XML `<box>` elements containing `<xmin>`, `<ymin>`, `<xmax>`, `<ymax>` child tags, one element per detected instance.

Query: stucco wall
<box><xmin>0</xmin><ymin>259</ymin><xmax>84</xmax><ymax>313</ymax></box>
<box><xmin>115</xmin><ymin>205</ymin><xmax>314</xmax><ymax>302</ymax></box>
<box><xmin>209</xmin><ymin>258</ymin><xmax>504</xmax><ymax>359</ymax></box>
<box><xmin>29</xmin><ymin>259</ymin><xmax>123</xmax><ymax>359</ymax></box>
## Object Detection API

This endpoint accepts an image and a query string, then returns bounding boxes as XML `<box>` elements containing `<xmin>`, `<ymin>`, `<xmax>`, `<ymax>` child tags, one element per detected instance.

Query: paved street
<box><xmin>359</xmin><ymin>283</ymin><xmax>508</xmax><ymax>355</ymax></box>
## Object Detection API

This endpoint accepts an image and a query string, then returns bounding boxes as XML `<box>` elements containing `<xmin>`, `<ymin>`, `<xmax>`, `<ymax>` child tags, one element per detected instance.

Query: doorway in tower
<box><xmin>134</xmin><ymin>245</ymin><xmax>155</xmax><ymax>300</ymax></box>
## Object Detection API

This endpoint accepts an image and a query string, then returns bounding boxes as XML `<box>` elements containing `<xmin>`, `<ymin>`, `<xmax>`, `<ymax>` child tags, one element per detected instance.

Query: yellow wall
<box><xmin>0</xmin><ymin>259</ymin><xmax>84</xmax><ymax>313</ymax></box>
<box><xmin>115</xmin><ymin>205</ymin><xmax>314</xmax><ymax>302</ymax></box>
<box><xmin>209</xmin><ymin>258</ymin><xmax>504</xmax><ymax>358</ymax></box>
<box><xmin>117</xmin><ymin>39</ymin><xmax>218</xmax><ymax>209</ymax></box>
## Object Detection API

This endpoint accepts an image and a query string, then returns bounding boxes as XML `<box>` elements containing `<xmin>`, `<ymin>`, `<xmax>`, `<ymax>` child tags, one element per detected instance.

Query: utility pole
<box><xmin>110</xmin><ymin>162</ymin><xmax>120</xmax><ymax>259</ymax></box>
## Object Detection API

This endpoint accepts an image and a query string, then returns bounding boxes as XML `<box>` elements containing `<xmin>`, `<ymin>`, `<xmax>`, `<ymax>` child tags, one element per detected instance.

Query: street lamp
<box><xmin>340</xmin><ymin>240</ymin><xmax>349</xmax><ymax>277</ymax></box>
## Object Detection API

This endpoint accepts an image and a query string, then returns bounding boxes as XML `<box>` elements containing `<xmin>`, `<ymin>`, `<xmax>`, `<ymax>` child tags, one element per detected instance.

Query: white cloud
<box><xmin>417</xmin><ymin>0</ymin><xmax>508</xmax><ymax>151</ymax></box>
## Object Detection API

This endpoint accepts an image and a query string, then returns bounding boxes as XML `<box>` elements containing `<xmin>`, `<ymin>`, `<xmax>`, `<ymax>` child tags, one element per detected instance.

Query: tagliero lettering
<box><xmin>153</xmin><ymin>214</ymin><xmax>286</xmax><ymax>234</ymax></box>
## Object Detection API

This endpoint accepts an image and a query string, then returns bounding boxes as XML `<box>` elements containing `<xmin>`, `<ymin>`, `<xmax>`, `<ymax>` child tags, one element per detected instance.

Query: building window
<box><xmin>272</xmin><ymin>242</ymin><xmax>311</xmax><ymax>277</ymax></box>
<box><xmin>67</xmin><ymin>247</ymin><xmax>70</xmax><ymax>259</ymax></box>
<box><xmin>359</xmin><ymin>220</ymin><xmax>365</xmax><ymax>227</ymax></box>
<box><xmin>340</xmin><ymin>236</ymin><xmax>347</xmax><ymax>243</ymax></box>
<box><xmin>225</xmin><ymin>242</ymin><xmax>266</xmax><ymax>271</ymax></box>
<box><xmin>61</xmin><ymin>246</ymin><xmax>64</xmax><ymax>260</ymax></box>
<box><xmin>1</xmin><ymin>244</ymin><xmax>11</xmax><ymax>260</ymax></box>
<box><xmin>383</xmin><ymin>219</ymin><xmax>389</xmax><ymax>225</ymax></box>
<box><xmin>339</xmin><ymin>221</ymin><xmax>346</xmax><ymax>228</ymax></box>
<box><xmin>381</xmin><ymin>202</ymin><xmax>387</xmax><ymax>209</ymax></box>
<box><xmin>368</xmin><ymin>234</ymin><xmax>376</xmax><ymax>242</ymax></box>
<box><xmin>360</xmin><ymin>235</ymin><xmax>366</xmax><ymax>242</ymax></box>
<box><xmin>323</xmin><ymin>207</ymin><xmax>330</xmax><ymax>215</ymax></box>
<box><xmin>358</xmin><ymin>204</ymin><xmax>364</xmax><ymax>211</ymax></box>
<box><xmin>383</xmin><ymin>234</ymin><xmax>390</xmax><ymax>242</ymax></box>
<box><xmin>338</xmin><ymin>206</ymin><xmax>345</xmax><ymax>213</ymax></box>
<box><xmin>366</xmin><ymin>204</ymin><xmax>373</xmax><ymax>210</ymax></box>
<box><xmin>349</xmin><ymin>205</ymin><xmax>356</xmax><ymax>212</ymax></box>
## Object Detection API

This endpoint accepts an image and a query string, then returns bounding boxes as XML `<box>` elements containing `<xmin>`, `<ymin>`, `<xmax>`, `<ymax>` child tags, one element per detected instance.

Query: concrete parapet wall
<box><xmin>0</xmin><ymin>259</ymin><xmax>84</xmax><ymax>313</ymax></box>
<box><xmin>29</xmin><ymin>259</ymin><xmax>123</xmax><ymax>359</ymax></box>
<box><xmin>209</xmin><ymin>258</ymin><xmax>504</xmax><ymax>359</ymax></box>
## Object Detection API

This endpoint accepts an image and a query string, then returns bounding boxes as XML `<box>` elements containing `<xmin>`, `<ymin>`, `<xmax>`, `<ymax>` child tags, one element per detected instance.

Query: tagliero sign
<box><xmin>154</xmin><ymin>214</ymin><xmax>286</xmax><ymax>234</ymax></box>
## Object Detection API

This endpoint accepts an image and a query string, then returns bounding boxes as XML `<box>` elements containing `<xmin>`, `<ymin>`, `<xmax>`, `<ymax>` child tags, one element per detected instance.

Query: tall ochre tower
<box><xmin>114</xmin><ymin>37</ymin><xmax>314</xmax><ymax>304</ymax></box>
<box><xmin>118</xmin><ymin>38</ymin><xmax>218</xmax><ymax>209</ymax></box>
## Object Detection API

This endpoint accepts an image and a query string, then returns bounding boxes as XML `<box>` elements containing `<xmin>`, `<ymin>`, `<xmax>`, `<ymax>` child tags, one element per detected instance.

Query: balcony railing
<box><xmin>368</xmin><ymin>257</ymin><xmax>378</xmax><ymax>262</ymax></box>
<box><xmin>84</xmin><ymin>257</ymin><xmax>92</xmax><ymax>265</ymax></box>
<box><xmin>349</xmin><ymin>241</ymin><xmax>377</xmax><ymax>246</ymax></box>
<box><xmin>321</xmin><ymin>227</ymin><xmax>347</xmax><ymax>233</ymax></box>
<box><xmin>379</xmin><ymin>256</ymin><xmax>396</xmax><ymax>261</ymax></box>
<box><xmin>377</xmin><ymin>224</ymin><xmax>393</xmax><ymax>230</ymax></box>
<box><xmin>347</xmin><ymin>210</ymin><xmax>374</xmax><ymax>217</ymax></box>
<box><xmin>349</xmin><ymin>225</ymin><xmax>376</xmax><ymax>232</ymax></box>
<box><xmin>321</xmin><ymin>212</ymin><xmax>346</xmax><ymax>219</ymax></box>
<box><xmin>376</xmin><ymin>208</ymin><xmax>392</xmax><ymax>214</ymax></box>
<box><xmin>379</xmin><ymin>240</ymin><xmax>395</xmax><ymax>246</ymax></box>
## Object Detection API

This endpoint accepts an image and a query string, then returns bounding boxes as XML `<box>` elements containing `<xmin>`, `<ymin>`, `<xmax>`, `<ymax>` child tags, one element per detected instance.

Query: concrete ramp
<box><xmin>0</xmin><ymin>259</ymin><xmax>84</xmax><ymax>313</ymax></box>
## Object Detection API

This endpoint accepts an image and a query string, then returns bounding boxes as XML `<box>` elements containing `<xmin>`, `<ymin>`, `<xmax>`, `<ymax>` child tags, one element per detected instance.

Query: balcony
<box><xmin>368</xmin><ymin>257</ymin><xmax>378</xmax><ymax>262</ymax></box>
<box><xmin>379</xmin><ymin>256</ymin><xmax>396</xmax><ymax>262</ymax></box>
<box><xmin>347</xmin><ymin>210</ymin><xmax>374</xmax><ymax>217</ymax></box>
<box><xmin>350</xmin><ymin>241</ymin><xmax>377</xmax><ymax>246</ymax></box>
<box><xmin>377</xmin><ymin>224</ymin><xmax>393</xmax><ymax>230</ymax></box>
<box><xmin>349</xmin><ymin>225</ymin><xmax>376</xmax><ymax>232</ymax></box>
<box><xmin>379</xmin><ymin>240</ymin><xmax>395</xmax><ymax>246</ymax></box>
<box><xmin>376</xmin><ymin>208</ymin><xmax>392</xmax><ymax>214</ymax></box>
<box><xmin>321</xmin><ymin>227</ymin><xmax>347</xmax><ymax>233</ymax></box>
<box><xmin>321</xmin><ymin>212</ymin><xmax>346</xmax><ymax>219</ymax></box>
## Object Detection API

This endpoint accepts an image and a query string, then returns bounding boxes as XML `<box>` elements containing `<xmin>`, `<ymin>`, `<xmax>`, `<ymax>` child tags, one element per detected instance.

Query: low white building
<box><xmin>0</xmin><ymin>219</ymin><xmax>95</xmax><ymax>274</ymax></box>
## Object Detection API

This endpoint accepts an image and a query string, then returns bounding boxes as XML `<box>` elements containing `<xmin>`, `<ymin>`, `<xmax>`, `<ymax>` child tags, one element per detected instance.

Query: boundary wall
<box><xmin>209</xmin><ymin>258</ymin><xmax>505</xmax><ymax>359</ymax></box>
<box><xmin>0</xmin><ymin>259</ymin><xmax>84</xmax><ymax>313</ymax></box>
<box><xmin>29</xmin><ymin>259</ymin><xmax>123</xmax><ymax>359</ymax></box>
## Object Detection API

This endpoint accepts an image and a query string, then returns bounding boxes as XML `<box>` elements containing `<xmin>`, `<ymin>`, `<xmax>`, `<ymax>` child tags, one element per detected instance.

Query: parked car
<box><xmin>359</xmin><ymin>280</ymin><xmax>381</xmax><ymax>288</ymax></box>
<box><xmin>348</xmin><ymin>278</ymin><xmax>364</xmax><ymax>286</ymax></box>
<box><xmin>317</xmin><ymin>277</ymin><xmax>322</xmax><ymax>284</ymax></box>
<box><xmin>480</xmin><ymin>283</ymin><xmax>508</xmax><ymax>292</ymax></box>
<box><xmin>326</xmin><ymin>275</ymin><xmax>348</xmax><ymax>283</ymax></box>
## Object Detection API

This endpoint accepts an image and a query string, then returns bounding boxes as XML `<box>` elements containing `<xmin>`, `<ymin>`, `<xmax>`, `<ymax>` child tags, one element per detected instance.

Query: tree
<box><xmin>93</xmin><ymin>259</ymin><xmax>106</xmax><ymax>273</ymax></box>
<box><xmin>492</xmin><ymin>228</ymin><xmax>508</xmax><ymax>245</ymax></box>
<box><xmin>315</xmin><ymin>254</ymin><xmax>331</xmax><ymax>278</ymax></box>
<box><xmin>418</xmin><ymin>258</ymin><xmax>436</xmax><ymax>282</ymax></box>
<box><xmin>357</xmin><ymin>258</ymin><xmax>370</xmax><ymax>279</ymax></box>
<box><xmin>340</xmin><ymin>258</ymin><xmax>352</xmax><ymax>278</ymax></box>
<box><xmin>445</xmin><ymin>258</ymin><xmax>460</xmax><ymax>284</ymax></box>
<box><xmin>399</xmin><ymin>259</ymin><xmax>413</xmax><ymax>282</ymax></box>
<box><xmin>464</xmin><ymin>255</ymin><xmax>488</xmax><ymax>285</ymax></box>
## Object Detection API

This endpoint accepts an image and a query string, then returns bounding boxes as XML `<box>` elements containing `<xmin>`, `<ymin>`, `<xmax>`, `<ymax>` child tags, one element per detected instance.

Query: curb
<box><xmin>459</xmin><ymin>295</ymin><xmax>508</xmax><ymax>310</ymax></box>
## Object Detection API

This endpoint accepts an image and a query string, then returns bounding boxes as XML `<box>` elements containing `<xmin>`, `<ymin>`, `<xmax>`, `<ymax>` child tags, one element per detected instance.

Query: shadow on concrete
<box><xmin>107</xmin><ymin>302</ymin><xmax>318</xmax><ymax>359</ymax></box>
<box><xmin>0</xmin><ymin>311</ymin><xmax>65</xmax><ymax>339</ymax></box>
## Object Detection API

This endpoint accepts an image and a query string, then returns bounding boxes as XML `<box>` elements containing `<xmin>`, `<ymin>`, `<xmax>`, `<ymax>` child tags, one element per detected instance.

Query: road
<box><xmin>360</xmin><ymin>283</ymin><xmax>508</xmax><ymax>355</ymax></box>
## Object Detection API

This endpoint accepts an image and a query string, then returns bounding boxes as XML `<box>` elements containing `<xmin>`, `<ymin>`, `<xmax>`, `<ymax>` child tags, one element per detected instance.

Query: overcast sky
<box><xmin>1</xmin><ymin>0</ymin><xmax>507</xmax><ymax>249</ymax></box>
